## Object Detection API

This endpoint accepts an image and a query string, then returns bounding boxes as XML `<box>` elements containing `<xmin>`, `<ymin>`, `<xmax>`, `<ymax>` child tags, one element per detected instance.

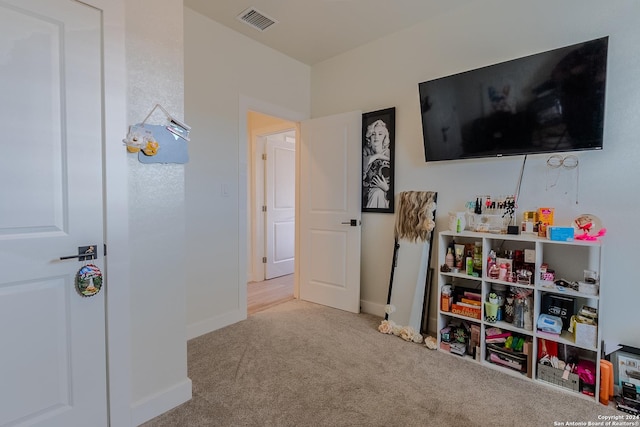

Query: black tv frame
<box><xmin>419</xmin><ymin>37</ymin><xmax>609</xmax><ymax>162</ymax></box>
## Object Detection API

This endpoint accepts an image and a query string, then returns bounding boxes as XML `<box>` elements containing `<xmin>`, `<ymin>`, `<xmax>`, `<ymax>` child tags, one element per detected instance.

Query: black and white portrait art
<box><xmin>362</xmin><ymin>108</ymin><xmax>395</xmax><ymax>213</ymax></box>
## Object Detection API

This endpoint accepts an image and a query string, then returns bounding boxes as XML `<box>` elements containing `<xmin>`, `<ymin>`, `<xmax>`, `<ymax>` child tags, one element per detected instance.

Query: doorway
<box><xmin>240</xmin><ymin>100</ymin><xmax>362</xmax><ymax>316</ymax></box>
<box><xmin>248</xmin><ymin>111</ymin><xmax>296</xmax><ymax>313</ymax></box>
<box><xmin>247</xmin><ymin>274</ymin><xmax>295</xmax><ymax>315</ymax></box>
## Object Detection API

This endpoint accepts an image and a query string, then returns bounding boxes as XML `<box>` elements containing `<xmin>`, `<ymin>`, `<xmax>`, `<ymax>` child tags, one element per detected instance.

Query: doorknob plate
<box><xmin>60</xmin><ymin>245</ymin><xmax>98</xmax><ymax>261</ymax></box>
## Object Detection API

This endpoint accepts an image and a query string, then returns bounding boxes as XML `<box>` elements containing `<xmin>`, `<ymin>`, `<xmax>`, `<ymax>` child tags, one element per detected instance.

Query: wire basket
<box><xmin>537</xmin><ymin>363</ymin><xmax>580</xmax><ymax>392</ymax></box>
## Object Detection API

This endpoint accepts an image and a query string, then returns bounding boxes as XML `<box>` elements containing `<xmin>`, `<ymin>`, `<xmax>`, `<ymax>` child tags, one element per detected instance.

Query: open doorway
<box><xmin>247</xmin><ymin>111</ymin><xmax>296</xmax><ymax>314</ymax></box>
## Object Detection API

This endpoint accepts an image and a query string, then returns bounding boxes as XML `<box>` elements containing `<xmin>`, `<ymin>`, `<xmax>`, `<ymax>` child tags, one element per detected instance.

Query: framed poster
<box><xmin>611</xmin><ymin>345</ymin><xmax>640</xmax><ymax>394</ymax></box>
<box><xmin>362</xmin><ymin>107</ymin><xmax>395</xmax><ymax>213</ymax></box>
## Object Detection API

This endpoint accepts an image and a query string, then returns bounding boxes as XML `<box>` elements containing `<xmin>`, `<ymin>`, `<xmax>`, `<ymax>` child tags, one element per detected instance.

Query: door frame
<box><xmin>81</xmin><ymin>0</ymin><xmax>131</xmax><ymax>424</ymax></box>
<box><xmin>240</xmin><ymin>96</ymin><xmax>307</xmax><ymax>308</ymax></box>
<box><xmin>250</xmin><ymin>127</ymin><xmax>296</xmax><ymax>282</ymax></box>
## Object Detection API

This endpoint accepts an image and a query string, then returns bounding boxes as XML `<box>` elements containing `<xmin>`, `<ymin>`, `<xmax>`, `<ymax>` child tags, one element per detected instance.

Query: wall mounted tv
<box><xmin>418</xmin><ymin>37</ymin><xmax>608</xmax><ymax>162</ymax></box>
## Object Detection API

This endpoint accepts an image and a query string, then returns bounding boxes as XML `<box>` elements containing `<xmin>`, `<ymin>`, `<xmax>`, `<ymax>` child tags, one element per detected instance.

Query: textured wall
<box><xmin>125</xmin><ymin>0</ymin><xmax>190</xmax><ymax>418</ymax></box>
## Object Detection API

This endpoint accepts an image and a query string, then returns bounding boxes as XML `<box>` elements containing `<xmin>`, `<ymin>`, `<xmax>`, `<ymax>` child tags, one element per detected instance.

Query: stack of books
<box><xmin>451</xmin><ymin>290</ymin><xmax>482</xmax><ymax>319</ymax></box>
<box><xmin>485</xmin><ymin>327</ymin><xmax>511</xmax><ymax>344</ymax></box>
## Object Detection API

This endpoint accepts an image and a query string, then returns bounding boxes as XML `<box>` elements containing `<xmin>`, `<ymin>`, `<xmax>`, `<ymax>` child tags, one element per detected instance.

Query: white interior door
<box><xmin>299</xmin><ymin>111</ymin><xmax>362</xmax><ymax>313</ymax></box>
<box><xmin>265</xmin><ymin>132</ymin><xmax>295</xmax><ymax>279</ymax></box>
<box><xmin>0</xmin><ymin>1</ymin><xmax>107</xmax><ymax>426</ymax></box>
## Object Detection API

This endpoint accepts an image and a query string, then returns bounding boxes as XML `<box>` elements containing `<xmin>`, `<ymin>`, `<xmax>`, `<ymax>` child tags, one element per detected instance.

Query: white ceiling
<box><xmin>184</xmin><ymin>0</ymin><xmax>474</xmax><ymax>65</ymax></box>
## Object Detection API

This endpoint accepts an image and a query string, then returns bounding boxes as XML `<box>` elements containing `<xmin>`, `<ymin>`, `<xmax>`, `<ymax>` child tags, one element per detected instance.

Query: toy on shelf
<box><xmin>572</xmin><ymin>214</ymin><xmax>606</xmax><ymax>241</ymax></box>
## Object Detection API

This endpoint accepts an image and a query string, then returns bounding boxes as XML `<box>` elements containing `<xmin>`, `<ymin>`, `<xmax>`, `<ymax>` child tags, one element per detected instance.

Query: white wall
<box><xmin>183</xmin><ymin>9</ymin><xmax>310</xmax><ymax>338</ymax></box>
<box><xmin>125</xmin><ymin>1</ymin><xmax>191</xmax><ymax>424</ymax></box>
<box><xmin>311</xmin><ymin>0</ymin><xmax>640</xmax><ymax>347</ymax></box>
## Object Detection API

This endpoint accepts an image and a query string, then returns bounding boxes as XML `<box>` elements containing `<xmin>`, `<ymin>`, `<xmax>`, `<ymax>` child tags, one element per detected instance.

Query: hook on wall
<box><xmin>546</xmin><ymin>154</ymin><xmax>580</xmax><ymax>204</ymax></box>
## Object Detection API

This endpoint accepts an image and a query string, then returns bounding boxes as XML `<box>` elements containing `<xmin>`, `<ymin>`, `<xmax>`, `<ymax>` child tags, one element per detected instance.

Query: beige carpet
<box><xmin>142</xmin><ymin>300</ymin><xmax>619</xmax><ymax>427</ymax></box>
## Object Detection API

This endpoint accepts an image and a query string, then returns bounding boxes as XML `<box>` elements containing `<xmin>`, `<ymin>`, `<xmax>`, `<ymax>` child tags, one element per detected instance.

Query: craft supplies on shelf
<box><xmin>436</xmin><ymin>230</ymin><xmax>604</xmax><ymax>403</ymax></box>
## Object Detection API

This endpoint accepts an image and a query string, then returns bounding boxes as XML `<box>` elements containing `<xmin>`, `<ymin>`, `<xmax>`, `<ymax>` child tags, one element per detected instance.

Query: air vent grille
<box><xmin>236</xmin><ymin>7</ymin><xmax>278</xmax><ymax>32</ymax></box>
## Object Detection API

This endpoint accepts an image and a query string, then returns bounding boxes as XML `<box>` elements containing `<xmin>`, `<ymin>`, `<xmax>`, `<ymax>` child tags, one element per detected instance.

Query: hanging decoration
<box><xmin>545</xmin><ymin>154</ymin><xmax>579</xmax><ymax>204</ymax></box>
<box><xmin>123</xmin><ymin>124</ymin><xmax>156</xmax><ymax>154</ymax></box>
<box><xmin>123</xmin><ymin>104</ymin><xmax>190</xmax><ymax>164</ymax></box>
<box><xmin>75</xmin><ymin>264</ymin><xmax>103</xmax><ymax>297</ymax></box>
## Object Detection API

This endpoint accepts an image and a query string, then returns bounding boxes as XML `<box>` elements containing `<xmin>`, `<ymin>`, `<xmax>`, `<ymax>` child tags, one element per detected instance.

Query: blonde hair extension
<box><xmin>394</xmin><ymin>191</ymin><xmax>437</xmax><ymax>242</ymax></box>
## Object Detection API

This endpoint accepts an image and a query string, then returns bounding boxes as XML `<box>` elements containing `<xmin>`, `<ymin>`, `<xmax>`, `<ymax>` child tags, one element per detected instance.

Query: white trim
<box><xmin>79</xmin><ymin>0</ymin><xmax>132</xmax><ymax>425</ymax></box>
<box><xmin>130</xmin><ymin>378</ymin><xmax>193</xmax><ymax>426</ymax></box>
<box><xmin>250</xmin><ymin>126</ymin><xmax>297</xmax><ymax>283</ymax></box>
<box><xmin>251</xmin><ymin>133</ymin><xmax>267</xmax><ymax>282</ymax></box>
<box><xmin>186</xmin><ymin>309</ymin><xmax>245</xmax><ymax>340</ymax></box>
<box><xmin>360</xmin><ymin>299</ymin><xmax>386</xmax><ymax>318</ymax></box>
<box><xmin>238</xmin><ymin>96</ymin><xmax>307</xmax><ymax>319</ymax></box>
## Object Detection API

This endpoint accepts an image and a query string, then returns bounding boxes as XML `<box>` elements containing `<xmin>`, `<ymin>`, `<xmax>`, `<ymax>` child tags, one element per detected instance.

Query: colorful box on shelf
<box><xmin>570</xmin><ymin>310</ymin><xmax>598</xmax><ymax>348</ymax></box>
<box><xmin>451</xmin><ymin>303</ymin><xmax>481</xmax><ymax>320</ymax></box>
<box><xmin>537</xmin><ymin>207</ymin><xmax>555</xmax><ymax>226</ymax></box>
<box><xmin>548</xmin><ymin>226</ymin><xmax>575</xmax><ymax>242</ymax></box>
<box><xmin>573</xmin><ymin>322</ymin><xmax>597</xmax><ymax>348</ymax></box>
<box><xmin>524</xmin><ymin>249</ymin><xmax>536</xmax><ymax>263</ymax></box>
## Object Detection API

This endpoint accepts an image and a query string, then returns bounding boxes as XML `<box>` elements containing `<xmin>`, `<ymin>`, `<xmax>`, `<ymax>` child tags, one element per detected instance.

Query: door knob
<box><xmin>341</xmin><ymin>219</ymin><xmax>360</xmax><ymax>226</ymax></box>
<box><xmin>60</xmin><ymin>245</ymin><xmax>98</xmax><ymax>261</ymax></box>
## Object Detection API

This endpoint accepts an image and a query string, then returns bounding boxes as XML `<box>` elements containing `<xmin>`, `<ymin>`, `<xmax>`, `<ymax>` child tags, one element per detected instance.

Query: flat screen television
<box><xmin>418</xmin><ymin>37</ymin><xmax>608</xmax><ymax>162</ymax></box>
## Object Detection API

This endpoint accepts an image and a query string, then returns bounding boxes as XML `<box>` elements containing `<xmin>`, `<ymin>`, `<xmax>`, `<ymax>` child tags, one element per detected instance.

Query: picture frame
<box><xmin>611</xmin><ymin>345</ymin><xmax>640</xmax><ymax>394</ymax></box>
<box><xmin>362</xmin><ymin>107</ymin><xmax>395</xmax><ymax>213</ymax></box>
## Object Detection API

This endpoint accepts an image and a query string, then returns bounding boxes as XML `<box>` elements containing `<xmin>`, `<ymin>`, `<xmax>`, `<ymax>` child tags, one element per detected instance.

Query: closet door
<box><xmin>0</xmin><ymin>1</ymin><xmax>108</xmax><ymax>425</ymax></box>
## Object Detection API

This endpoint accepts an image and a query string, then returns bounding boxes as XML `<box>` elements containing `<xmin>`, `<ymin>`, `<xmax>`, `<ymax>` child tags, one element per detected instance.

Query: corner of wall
<box><xmin>130</xmin><ymin>378</ymin><xmax>192</xmax><ymax>426</ymax></box>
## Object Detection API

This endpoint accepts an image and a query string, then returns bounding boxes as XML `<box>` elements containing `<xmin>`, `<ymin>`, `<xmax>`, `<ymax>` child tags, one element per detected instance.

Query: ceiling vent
<box><xmin>236</xmin><ymin>7</ymin><xmax>278</xmax><ymax>32</ymax></box>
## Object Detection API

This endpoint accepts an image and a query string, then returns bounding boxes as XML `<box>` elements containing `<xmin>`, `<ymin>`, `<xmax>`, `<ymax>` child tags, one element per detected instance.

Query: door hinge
<box><xmin>262</xmin><ymin>257</ymin><xmax>267</xmax><ymax>263</ymax></box>
<box><xmin>262</xmin><ymin>153</ymin><xmax>267</xmax><ymax>160</ymax></box>
<box><xmin>262</xmin><ymin>205</ymin><xmax>267</xmax><ymax>212</ymax></box>
<box><xmin>104</xmin><ymin>243</ymin><xmax>107</xmax><ymax>257</ymax></box>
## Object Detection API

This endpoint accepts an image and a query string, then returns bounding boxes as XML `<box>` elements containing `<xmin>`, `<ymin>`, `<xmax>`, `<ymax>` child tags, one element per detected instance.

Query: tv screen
<box><xmin>419</xmin><ymin>37</ymin><xmax>608</xmax><ymax>162</ymax></box>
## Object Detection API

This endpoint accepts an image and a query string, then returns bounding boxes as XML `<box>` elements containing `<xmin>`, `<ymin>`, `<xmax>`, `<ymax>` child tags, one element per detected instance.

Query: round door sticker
<box><xmin>75</xmin><ymin>264</ymin><xmax>103</xmax><ymax>297</ymax></box>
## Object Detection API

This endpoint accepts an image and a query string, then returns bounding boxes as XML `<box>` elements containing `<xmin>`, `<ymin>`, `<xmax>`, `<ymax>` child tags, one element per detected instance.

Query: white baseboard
<box><xmin>360</xmin><ymin>299</ymin><xmax>386</xmax><ymax>318</ymax></box>
<box><xmin>360</xmin><ymin>299</ymin><xmax>438</xmax><ymax>336</ymax></box>
<box><xmin>188</xmin><ymin>301</ymin><xmax>435</xmax><ymax>336</ymax></box>
<box><xmin>186</xmin><ymin>309</ymin><xmax>245</xmax><ymax>340</ymax></box>
<box><xmin>131</xmin><ymin>377</ymin><xmax>192</xmax><ymax>426</ymax></box>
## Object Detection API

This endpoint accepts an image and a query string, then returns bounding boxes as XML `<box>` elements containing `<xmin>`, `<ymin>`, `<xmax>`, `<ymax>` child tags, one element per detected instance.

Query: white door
<box><xmin>299</xmin><ymin>111</ymin><xmax>362</xmax><ymax>313</ymax></box>
<box><xmin>265</xmin><ymin>133</ymin><xmax>295</xmax><ymax>279</ymax></box>
<box><xmin>0</xmin><ymin>1</ymin><xmax>107</xmax><ymax>426</ymax></box>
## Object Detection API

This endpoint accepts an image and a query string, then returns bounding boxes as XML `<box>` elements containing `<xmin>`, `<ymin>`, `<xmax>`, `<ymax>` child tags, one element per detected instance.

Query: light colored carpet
<box><xmin>142</xmin><ymin>300</ymin><xmax>619</xmax><ymax>426</ymax></box>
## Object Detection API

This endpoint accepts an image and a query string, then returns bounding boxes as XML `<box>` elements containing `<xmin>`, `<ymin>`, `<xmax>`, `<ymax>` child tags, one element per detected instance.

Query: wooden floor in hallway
<box><xmin>247</xmin><ymin>274</ymin><xmax>294</xmax><ymax>315</ymax></box>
